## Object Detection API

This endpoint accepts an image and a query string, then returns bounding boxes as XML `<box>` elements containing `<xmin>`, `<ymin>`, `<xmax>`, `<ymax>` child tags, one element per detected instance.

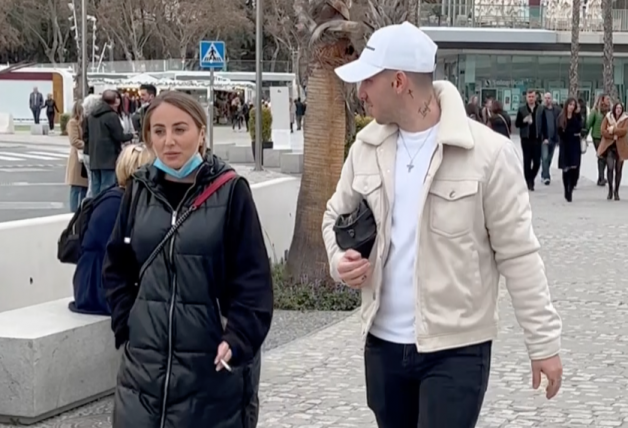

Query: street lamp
<box><xmin>253</xmin><ymin>0</ymin><xmax>263</xmax><ymax>171</ymax></box>
<box><xmin>87</xmin><ymin>15</ymin><xmax>97</xmax><ymax>72</ymax></box>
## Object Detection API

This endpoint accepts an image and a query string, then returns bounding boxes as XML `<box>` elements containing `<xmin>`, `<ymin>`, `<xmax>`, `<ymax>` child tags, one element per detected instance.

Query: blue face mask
<box><xmin>154</xmin><ymin>153</ymin><xmax>203</xmax><ymax>179</ymax></box>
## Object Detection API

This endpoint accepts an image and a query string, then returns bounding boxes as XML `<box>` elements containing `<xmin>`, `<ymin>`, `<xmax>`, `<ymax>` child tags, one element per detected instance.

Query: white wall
<box><xmin>0</xmin><ymin>177</ymin><xmax>300</xmax><ymax>313</ymax></box>
<box><xmin>251</xmin><ymin>177</ymin><xmax>299</xmax><ymax>264</ymax></box>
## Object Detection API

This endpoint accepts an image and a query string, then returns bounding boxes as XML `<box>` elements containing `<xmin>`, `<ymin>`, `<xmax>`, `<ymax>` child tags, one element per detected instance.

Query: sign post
<box><xmin>199</xmin><ymin>40</ymin><xmax>226</xmax><ymax>155</ymax></box>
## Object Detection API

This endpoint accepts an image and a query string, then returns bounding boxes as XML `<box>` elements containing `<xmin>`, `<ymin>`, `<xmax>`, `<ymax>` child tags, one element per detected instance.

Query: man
<box><xmin>295</xmin><ymin>98</ymin><xmax>306</xmax><ymax>130</ymax></box>
<box><xmin>536</xmin><ymin>92</ymin><xmax>561</xmax><ymax>185</ymax></box>
<box><xmin>29</xmin><ymin>87</ymin><xmax>44</xmax><ymax>124</ymax></box>
<box><xmin>481</xmin><ymin>96</ymin><xmax>493</xmax><ymax>124</ymax></box>
<box><xmin>87</xmin><ymin>90</ymin><xmax>133</xmax><ymax>196</ymax></box>
<box><xmin>132</xmin><ymin>83</ymin><xmax>157</xmax><ymax>140</ymax></box>
<box><xmin>516</xmin><ymin>90</ymin><xmax>541</xmax><ymax>190</ymax></box>
<box><xmin>322</xmin><ymin>22</ymin><xmax>562</xmax><ymax>428</ymax></box>
<box><xmin>587</xmin><ymin>94</ymin><xmax>610</xmax><ymax>186</ymax></box>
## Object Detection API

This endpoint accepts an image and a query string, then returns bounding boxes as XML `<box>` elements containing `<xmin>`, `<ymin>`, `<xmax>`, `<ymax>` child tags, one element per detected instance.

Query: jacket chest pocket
<box><xmin>351</xmin><ymin>174</ymin><xmax>383</xmax><ymax>215</ymax></box>
<box><xmin>428</xmin><ymin>180</ymin><xmax>479</xmax><ymax>238</ymax></box>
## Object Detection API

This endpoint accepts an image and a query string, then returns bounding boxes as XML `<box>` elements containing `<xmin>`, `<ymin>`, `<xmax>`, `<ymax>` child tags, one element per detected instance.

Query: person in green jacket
<box><xmin>586</xmin><ymin>94</ymin><xmax>611</xmax><ymax>186</ymax></box>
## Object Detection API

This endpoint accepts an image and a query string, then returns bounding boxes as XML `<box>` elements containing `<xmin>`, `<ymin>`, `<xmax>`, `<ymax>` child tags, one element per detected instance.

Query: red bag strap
<box><xmin>191</xmin><ymin>170</ymin><xmax>238</xmax><ymax>210</ymax></box>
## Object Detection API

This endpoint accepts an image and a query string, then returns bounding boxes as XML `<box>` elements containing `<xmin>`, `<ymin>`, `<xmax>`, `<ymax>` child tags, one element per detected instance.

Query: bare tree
<box><xmin>156</xmin><ymin>0</ymin><xmax>251</xmax><ymax>64</ymax></box>
<box><xmin>602</xmin><ymin>0</ymin><xmax>617</xmax><ymax>100</ymax></box>
<box><xmin>265</xmin><ymin>0</ymin><xmax>299</xmax><ymax>72</ymax></box>
<box><xmin>96</xmin><ymin>0</ymin><xmax>158</xmax><ymax>62</ymax></box>
<box><xmin>11</xmin><ymin>0</ymin><xmax>72</xmax><ymax>63</ymax></box>
<box><xmin>568</xmin><ymin>0</ymin><xmax>580</xmax><ymax>98</ymax></box>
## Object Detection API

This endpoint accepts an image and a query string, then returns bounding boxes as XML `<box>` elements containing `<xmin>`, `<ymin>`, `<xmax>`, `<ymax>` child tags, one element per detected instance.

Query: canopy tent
<box><xmin>89</xmin><ymin>75</ymin><xmax>254</xmax><ymax>92</ymax></box>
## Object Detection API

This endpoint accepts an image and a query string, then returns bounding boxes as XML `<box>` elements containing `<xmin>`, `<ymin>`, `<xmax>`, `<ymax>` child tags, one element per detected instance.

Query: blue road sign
<box><xmin>199</xmin><ymin>41</ymin><xmax>226</xmax><ymax>70</ymax></box>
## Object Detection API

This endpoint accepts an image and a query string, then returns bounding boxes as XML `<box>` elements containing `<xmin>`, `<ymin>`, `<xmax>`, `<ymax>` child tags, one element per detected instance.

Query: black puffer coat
<box><xmin>103</xmin><ymin>155</ymin><xmax>273</xmax><ymax>428</ymax></box>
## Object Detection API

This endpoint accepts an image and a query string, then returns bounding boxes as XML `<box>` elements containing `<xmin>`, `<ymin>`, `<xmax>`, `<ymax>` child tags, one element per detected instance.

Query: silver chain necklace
<box><xmin>399</xmin><ymin>126</ymin><xmax>435</xmax><ymax>173</ymax></box>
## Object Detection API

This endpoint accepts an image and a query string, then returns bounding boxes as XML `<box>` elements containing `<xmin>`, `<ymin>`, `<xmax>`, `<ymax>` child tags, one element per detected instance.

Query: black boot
<box><xmin>563</xmin><ymin>170</ymin><xmax>572</xmax><ymax>202</ymax></box>
<box><xmin>598</xmin><ymin>157</ymin><xmax>607</xmax><ymax>186</ymax></box>
<box><xmin>615</xmin><ymin>165</ymin><xmax>622</xmax><ymax>200</ymax></box>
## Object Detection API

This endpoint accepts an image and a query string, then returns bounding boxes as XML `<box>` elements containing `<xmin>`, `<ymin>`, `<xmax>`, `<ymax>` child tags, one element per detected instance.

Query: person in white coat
<box><xmin>321</xmin><ymin>22</ymin><xmax>563</xmax><ymax>428</ymax></box>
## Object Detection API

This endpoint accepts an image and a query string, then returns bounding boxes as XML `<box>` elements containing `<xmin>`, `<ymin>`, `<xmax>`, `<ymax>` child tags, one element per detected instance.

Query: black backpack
<box><xmin>57</xmin><ymin>190</ymin><xmax>111</xmax><ymax>265</ymax></box>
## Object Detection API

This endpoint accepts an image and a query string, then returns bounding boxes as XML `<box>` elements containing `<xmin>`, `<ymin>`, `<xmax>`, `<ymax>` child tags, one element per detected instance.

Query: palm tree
<box><xmin>569</xmin><ymin>0</ymin><xmax>581</xmax><ymax>98</ymax></box>
<box><xmin>602</xmin><ymin>0</ymin><xmax>618</xmax><ymax>101</ymax></box>
<box><xmin>286</xmin><ymin>0</ymin><xmax>361</xmax><ymax>280</ymax></box>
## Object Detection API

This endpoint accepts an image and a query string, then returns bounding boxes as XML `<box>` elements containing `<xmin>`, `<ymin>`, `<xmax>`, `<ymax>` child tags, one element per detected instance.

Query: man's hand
<box><xmin>337</xmin><ymin>249</ymin><xmax>371</xmax><ymax>289</ymax></box>
<box><xmin>542</xmin><ymin>139</ymin><xmax>549</xmax><ymax>144</ymax></box>
<box><xmin>531</xmin><ymin>354</ymin><xmax>563</xmax><ymax>399</ymax></box>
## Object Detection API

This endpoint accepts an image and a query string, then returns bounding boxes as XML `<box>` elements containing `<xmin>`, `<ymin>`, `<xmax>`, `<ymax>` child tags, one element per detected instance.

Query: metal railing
<box><xmin>419</xmin><ymin>3</ymin><xmax>628</xmax><ymax>32</ymax></box>
<box><xmin>31</xmin><ymin>59</ymin><xmax>293</xmax><ymax>74</ymax></box>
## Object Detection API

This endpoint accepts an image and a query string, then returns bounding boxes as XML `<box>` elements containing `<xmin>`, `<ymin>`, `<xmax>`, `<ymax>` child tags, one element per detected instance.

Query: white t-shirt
<box><xmin>369</xmin><ymin>124</ymin><xmax>439</xmax><ymax>344</ymax></box>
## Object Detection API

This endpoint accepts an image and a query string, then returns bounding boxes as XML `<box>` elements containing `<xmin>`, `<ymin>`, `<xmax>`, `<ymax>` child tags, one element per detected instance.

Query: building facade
<box><xmin>421</xmin><ymin>0</ymin><xmax>628</xmax><ymax>115</ymax></box>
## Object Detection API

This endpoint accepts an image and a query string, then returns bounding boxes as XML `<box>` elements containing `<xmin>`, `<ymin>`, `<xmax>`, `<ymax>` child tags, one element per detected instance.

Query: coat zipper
<box><xmin>158</xmin><ymin>182</ymin><xmax>199</xmax><ymax>428</ymax></box>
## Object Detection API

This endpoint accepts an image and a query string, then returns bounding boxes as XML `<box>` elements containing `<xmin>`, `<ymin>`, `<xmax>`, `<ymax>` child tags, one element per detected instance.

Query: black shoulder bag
<box><xmin>332</xmin><ymin>199</ymin><xmax>377</xmax><ymax>259</ymax></box>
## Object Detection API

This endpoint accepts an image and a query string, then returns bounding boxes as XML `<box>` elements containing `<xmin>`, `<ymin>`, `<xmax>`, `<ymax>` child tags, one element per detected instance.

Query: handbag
<box><xmin>580</xmin><ymin>137</ymin><xmax>588</xmax><ymax>154</ymax></box>
<box><xmin>333</xmin><ymin>199</ymin><xmax>377</xmax><ymax>259</ymax></box>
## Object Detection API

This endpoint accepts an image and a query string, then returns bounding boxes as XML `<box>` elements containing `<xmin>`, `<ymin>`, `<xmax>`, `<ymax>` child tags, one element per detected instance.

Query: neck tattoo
<box><xmin>418</xmin><ymin>95</ymin><xmax>432</xmax><ymax>118</ymax></box>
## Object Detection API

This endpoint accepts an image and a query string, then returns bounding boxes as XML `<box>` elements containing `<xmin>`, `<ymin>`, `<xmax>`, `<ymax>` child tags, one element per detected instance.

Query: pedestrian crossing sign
<box><xmin>199</xmin><ymin>41</ymin><xmax>226</xmax><ymax>69</ymax></box>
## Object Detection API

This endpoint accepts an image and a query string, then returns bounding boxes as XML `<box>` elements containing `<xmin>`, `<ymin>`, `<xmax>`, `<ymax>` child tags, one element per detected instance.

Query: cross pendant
<box><xmin>407</xmin><ymin>163</ymin><xmax>414</xmax><ymax>173</ymax></box>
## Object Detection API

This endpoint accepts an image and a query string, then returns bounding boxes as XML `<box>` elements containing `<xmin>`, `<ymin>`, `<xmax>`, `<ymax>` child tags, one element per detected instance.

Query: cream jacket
<box><xmin>322</xmin><ymin>80</ymin><xmax>562</xmax><ymax>360</ymax></box>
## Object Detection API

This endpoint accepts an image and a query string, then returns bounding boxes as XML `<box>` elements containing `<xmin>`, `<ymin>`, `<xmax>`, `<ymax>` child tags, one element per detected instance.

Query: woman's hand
<box><xmin>215</xmin><ymin>341</ymin><xmax>232</xmax><ymax>372</ymax></box>
<box><xmin>609</xmin><ymin>125</ymin><xmax>615</xmax><ymax>133</ymax></box>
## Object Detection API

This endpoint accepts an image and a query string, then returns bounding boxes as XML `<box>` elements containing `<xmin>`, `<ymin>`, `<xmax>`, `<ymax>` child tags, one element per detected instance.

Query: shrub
<box><xmin>345</xmin><ymin>115</ymin><xmax>373</xmax><ymax>159</ymax></box>
<box><xmin>248</xmin><ymin>107</ymin><xmax>273</xmax><ymax>142</ymax></box>
<box><xmin>273</xmin><ymin>264</ymin><xmax>361</xmax><ymax>311</ymax></box>
<box><xmin>59</xmin><ymin>113</ymin><xmax>71</xmax><ymax>136</ymax></box>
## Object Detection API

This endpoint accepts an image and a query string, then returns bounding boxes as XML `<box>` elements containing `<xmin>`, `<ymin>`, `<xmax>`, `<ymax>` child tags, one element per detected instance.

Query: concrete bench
<box><xmin>280</xmin><ymin>152</ymin><xmax>304</xmax><ymax>174</ymax></box>
<box><xmin>0</xmin><ymin>113</ymin><xmax>14</xmax><ymax>134</ymax></box>
<box><xmin>30</xmin><ymin>124</ymin><xmax>49</xmax><ymax>136</ymax></box>
<box><xmin>0</xmin><ymin>298</ymin><xmax>118</xmax><ymax>424</ymax></box>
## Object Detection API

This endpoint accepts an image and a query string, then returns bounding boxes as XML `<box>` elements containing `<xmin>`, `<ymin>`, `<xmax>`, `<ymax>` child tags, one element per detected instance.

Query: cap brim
<box><xmin>334</xmin><ymin>60</ymin><xmax>384</xmax><ymax>83</ymax></box>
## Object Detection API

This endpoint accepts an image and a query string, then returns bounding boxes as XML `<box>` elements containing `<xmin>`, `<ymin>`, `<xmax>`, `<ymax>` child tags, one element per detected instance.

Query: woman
<box><xmin>599</xmin><ymin>101</ymin><xmax>628</xmax><ymax>200</ymax></box>
<box><xmin>487</xmin><ymin>100</ymin><xmax>511</xmax><ymax>138</ymax></box>
<box><xmin>481</xmin><ymin>97</ymin><xmax>493</xmax><ymax>124</ymax></box>
<box><xmin>44</xmin><ymin>93</ymin><xmax>59</xmax><ymax>132</ymax></box>
<box><xmin>65</xmin><ymin>102</ymin><xmax>88</xmax><ymax>212</ymax></box>
<box><xmin>102</xmin><ymin>91</ymin><xmax>272</xmax><ymax>427</ymax></box>
<box><xmin>115</xmin><ymin>91</ymin><xmax>135</xmax><ymax>135</ymax></box>
<box><xmin>557</xmin><ymin>98</ymin><xmax>583</xmax><ymax>202</ymax></box>
<box><xmin>69</xmin><ymin>144</ymin><xmax>153</xmax><ymax>315</ymax></box>
<box><xmin>586</xmin><ymin>94</ymin><xmax>611</xmax><ymax>186</ymax></box>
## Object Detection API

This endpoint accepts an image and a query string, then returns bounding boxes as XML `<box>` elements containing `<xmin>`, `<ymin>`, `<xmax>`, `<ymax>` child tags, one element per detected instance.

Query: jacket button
<box><xmin>372</xmin><ymin>292</ymin><xmax>376</xmax><ymax>300</ymax></box>
<box><xmin>449</xmin><ymin>190</ymin><xmax>456</xmax><ymax>198</ymax></box>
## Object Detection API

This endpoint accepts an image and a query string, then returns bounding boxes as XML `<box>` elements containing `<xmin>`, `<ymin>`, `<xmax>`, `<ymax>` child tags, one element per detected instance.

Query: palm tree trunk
<box><xmin>602</xmin><ymin>0</ymin><xmax>618</xmax><ymax>101</ymax></box>
<box><xmin>569</xmin><ymin>0</ymin><xmax>581</xmax><ymax>98</ymax></box>
<box><xmin>286</xmin><ymin>65</ymin><xmax>346</xmax><ymax>281</ymax></box>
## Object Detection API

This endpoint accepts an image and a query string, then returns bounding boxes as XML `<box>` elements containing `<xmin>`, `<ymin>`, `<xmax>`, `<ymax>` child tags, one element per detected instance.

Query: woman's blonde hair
<box><xmin>115</xmin><ymin>144</ymin><xmax>155</xmax><ymax>186</ymax></box>
<box><xmin>71</xmin><ymin>101</ymin><xmax>84</xmax><ymax>121</ymax></box>
<box><xmin>142</xmin><ymin>91</ymin><xmax>207</xmax><ymax>155</ymax></box>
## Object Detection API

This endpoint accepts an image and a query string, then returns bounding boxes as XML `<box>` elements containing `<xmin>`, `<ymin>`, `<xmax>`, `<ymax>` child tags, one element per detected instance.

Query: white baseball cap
<box><xmin>335</xmin><ymin>22</ymin><xmax>438</xmax><ymax>83</ymax></box>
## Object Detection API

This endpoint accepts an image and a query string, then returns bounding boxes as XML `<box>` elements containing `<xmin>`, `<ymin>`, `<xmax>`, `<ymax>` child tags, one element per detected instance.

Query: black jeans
<box><xmin>47</xmin><ymin>112</ymin><xmax>55</xmax><ymax>131</ymax></box>
<box><xmin>243</xmin><ymin>351</ymin><xmax>261</xmax><ymax>428</ymax></box>
<box><xmin>593</xmin><ymin>138</ymin><xmax>607</xmax><ymax>182</ymax></box>
<box><xmin>365</xmin><ymin>334</ymin><xmax>491</xmax><ymax>428</ymax></box>
<box><xmin>31</xmin><ymin>107</ymin><xmax>41</xmax><ymax>124</ymax></box>
<box><xmin>521</xmin><ymin>138</ymin><xmax>542</xmax><ymax>188</ymax></box>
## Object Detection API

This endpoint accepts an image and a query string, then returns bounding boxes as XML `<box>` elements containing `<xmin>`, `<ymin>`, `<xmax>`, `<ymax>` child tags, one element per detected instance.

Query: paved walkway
<box><xmin>258</xmin><ymin>172</ymin><xmax>628</xmax><ymax>427</ymax></box>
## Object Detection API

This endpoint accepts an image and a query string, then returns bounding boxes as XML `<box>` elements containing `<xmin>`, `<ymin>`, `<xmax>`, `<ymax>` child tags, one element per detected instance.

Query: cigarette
<box><xmin>220</xmin><ymin>359</ymin><xmax>232</xmax><ymax>372</ymax></box>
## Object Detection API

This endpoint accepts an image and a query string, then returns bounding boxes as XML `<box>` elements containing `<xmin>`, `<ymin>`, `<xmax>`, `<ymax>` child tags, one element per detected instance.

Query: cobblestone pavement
<box><xmin>5</xmin><ymin>173</ymin><xmax>628</xmax><ymax>428</ymax></box>
<box><xmin>257</xmin><ymin>174</ymin><xmax>628</xmax><ymax>428</ymax></box>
